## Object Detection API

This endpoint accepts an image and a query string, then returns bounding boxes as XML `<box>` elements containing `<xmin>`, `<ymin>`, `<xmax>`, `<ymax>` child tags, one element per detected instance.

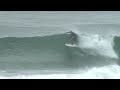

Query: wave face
<box><xmin>0</xmin><ymin>32</ymin><xmax>119</xmax><ymax>71</ymax></box>
<box><xmin>0</xmin><ymin>34</ymin><xmax>71</xmax><ymax>70</ymax></box>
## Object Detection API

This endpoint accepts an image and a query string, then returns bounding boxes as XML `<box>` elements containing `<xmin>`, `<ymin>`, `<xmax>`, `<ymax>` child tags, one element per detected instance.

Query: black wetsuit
<box><xmin>68</xmin><ymin>31</ymin><xmax>78</xmax><ymax>45</ymax></box>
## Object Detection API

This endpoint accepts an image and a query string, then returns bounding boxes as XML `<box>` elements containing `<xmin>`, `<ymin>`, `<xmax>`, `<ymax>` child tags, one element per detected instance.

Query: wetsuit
<box><xmin>67</xmin><ymin>31</ymin><xmax>78</xmax><ymax>45</ymax></box>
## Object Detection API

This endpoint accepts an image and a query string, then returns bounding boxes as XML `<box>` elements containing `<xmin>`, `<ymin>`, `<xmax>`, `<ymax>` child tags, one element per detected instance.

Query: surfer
<box><xmin>66</xmin><ymin>31</ymin><xmax>78</xmax><ymax>45</ymax></box>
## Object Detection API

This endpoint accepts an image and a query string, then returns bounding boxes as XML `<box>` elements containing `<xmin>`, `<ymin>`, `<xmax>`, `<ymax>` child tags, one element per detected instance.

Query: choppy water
<box><xmin>0</xmin><ymin>11</ymin><xmax>120</xmax><ymax>79</ymax></box>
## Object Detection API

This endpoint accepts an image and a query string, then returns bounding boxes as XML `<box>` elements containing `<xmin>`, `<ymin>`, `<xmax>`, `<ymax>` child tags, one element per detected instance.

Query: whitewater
<box><xmin>0</xmin><ymin>11</ymin><xmax>120</xmax><ymax>79</ymax></box>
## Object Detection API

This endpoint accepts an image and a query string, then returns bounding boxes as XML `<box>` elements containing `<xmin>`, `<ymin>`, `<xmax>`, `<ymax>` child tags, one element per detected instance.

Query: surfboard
<box><xmin>65</xmin><ymin>43</ymin><xmax>77</xmax><ymax>47</ymax></box>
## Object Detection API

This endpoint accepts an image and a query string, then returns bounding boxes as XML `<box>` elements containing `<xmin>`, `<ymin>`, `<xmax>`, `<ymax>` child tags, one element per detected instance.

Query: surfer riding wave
<box><xmin>66</xmin><ymin>31</ymin><xmax>79</xmax><ymax>45</ymax></box>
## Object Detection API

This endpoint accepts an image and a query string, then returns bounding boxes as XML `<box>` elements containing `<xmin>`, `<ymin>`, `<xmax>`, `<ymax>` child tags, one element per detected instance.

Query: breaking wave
<box><xmin>0</xmin><ymin>31</ymin><xmax>119</xmax><ymax>71</ymax></box>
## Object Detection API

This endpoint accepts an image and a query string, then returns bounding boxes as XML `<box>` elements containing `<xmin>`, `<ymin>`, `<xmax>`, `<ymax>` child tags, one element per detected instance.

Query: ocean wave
<box><xmin>0</xmin><ymin>31</ymin><xmax>119</xmax><ymax>70</ymax></box>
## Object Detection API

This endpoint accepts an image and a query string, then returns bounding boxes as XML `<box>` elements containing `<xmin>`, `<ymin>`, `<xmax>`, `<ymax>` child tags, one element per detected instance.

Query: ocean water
<box><xmin>0</xmin><ymin>11</ymin><xmax>120</xmax><ymax>79</ymax></box>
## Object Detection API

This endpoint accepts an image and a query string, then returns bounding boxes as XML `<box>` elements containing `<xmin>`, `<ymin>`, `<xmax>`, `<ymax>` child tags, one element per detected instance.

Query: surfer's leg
<box><xmin>69</xmin><ymin>38</ymin><xmax>74</xmax><ymax>45</ymax></box>
<box><xmin>72</xmin><ymin>36</ymin><xmax>77</xmax><ymax>45</ymax></box>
